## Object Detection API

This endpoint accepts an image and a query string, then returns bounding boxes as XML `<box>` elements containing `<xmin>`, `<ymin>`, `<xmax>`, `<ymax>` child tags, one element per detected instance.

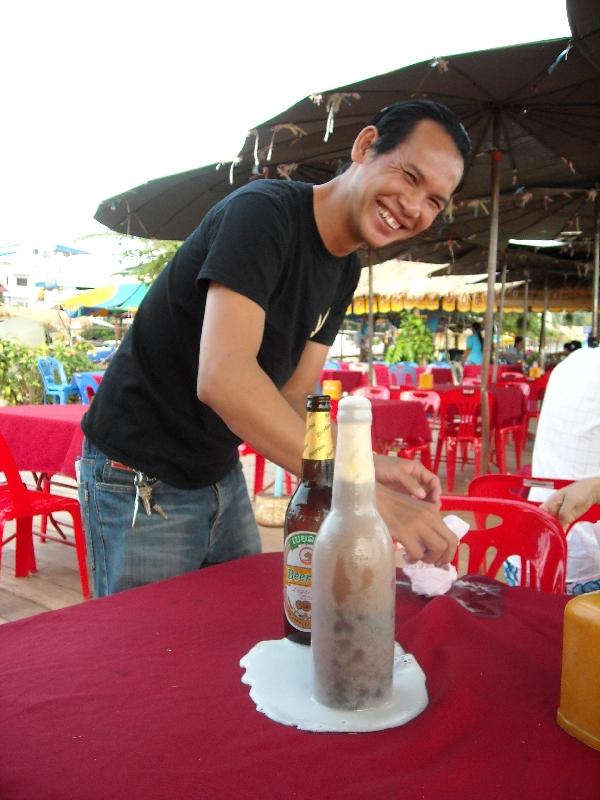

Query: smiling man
<box><xmin>79</xmin><ymin>100</ymin><xmax>471</xmax><ymax>597</ymax></box>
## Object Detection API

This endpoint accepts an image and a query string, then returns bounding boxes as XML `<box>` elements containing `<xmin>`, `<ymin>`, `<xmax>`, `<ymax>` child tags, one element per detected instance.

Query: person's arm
<box><xmin>198</xmin><ymin>283</ymin><xmax>457</xmax><ymax>564</ymax></box>
<box><xmin>462</xmin><ymin>336</ymin><xmax>472</xmax><ymax>365</ymax></box>
<box><xmin>540</xmin><ymin>477</ymin><xmax>600</xmax><ymax>528</ymax></box>
<box><xmin>197</xmin><ymin>282</ymin><xmax>306</xmax><ymax>477</ymax></box>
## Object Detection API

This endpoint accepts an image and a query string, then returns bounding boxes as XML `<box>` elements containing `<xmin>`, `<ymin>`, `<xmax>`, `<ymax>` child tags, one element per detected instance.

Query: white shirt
<box><xmin>532</xmin><ymin>348</ymin><xmax>600</xmax><ymax>583</ymax></box>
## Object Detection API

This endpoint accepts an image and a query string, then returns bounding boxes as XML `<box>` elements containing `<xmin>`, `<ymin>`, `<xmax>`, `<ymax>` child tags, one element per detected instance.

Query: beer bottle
<box><xmin>311</xmin><ymin>395</ymin><xmax>395</xmax><ymax>710</ymax></box>
<box><xmin>283</xmin><ymin>394</ymin><xmax>334</xmax><ymax>645</ymax></box>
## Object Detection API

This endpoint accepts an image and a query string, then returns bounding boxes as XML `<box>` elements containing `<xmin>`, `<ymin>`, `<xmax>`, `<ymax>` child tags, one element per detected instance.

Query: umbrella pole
<box><xmin>480</xmin><ymin>149</ymin><xmax>502</xmax><ymax>474</ymax></box>
<box><xmin>367</xmin><ymin>251</ymin><xmax>374</xmax><ymax>385</ymax></box>
<box><xmin>522</xmin><ymin>270</ymin><xmax>529</xmax><ymax>343</ymax></box>
<box><xmin>493</xmin><ymin>257</ymin><xmax>508</xmax><ymax>383</ymax></box>
<box><xmin>539</xmin><ymin>273</ymin><xmax>549</xmax><ymax>368</ymax></box>
<box><xmin>593</xmin><ymin>197</ymin><xmax>600</xmax><ymax>338</ymax></box>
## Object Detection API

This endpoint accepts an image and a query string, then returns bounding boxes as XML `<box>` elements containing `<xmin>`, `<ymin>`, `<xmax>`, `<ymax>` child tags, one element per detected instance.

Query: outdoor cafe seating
<box><xmin>36</xmin><ymin>356</ymin><xmax>80</xmax><ymax>405</ymax></box>
<box><xmin>73</xmin><ymin>371</ymin><xmax>101</xmax><ymax>405</ymax></box>
<box><xmin>440</xmin><ymin>494</ymin><xmax>566</xmax><ymax>593</ymax></box>
<box><xmin>433</xmin><ymin>388</ymin><xmax>493</xmax><ymax>492</ymax></box>
<box><xmin>0</xmin><ymin>432</ymin><xmax>90</xmax><ymax>599</ymax></box>
<box><xmin>467</xmin><ymin>473</ymin><xmax>600</xmax><ymax>527</ymax></box>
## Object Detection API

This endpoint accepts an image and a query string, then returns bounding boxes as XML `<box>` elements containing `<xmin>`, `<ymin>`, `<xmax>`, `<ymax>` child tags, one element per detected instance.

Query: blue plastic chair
<box><xmin>73</xmin><ymin>372</ymin><xmax>100</xmax><ymax>405</ymax></box>
<box><xmin>37</xmin><ymin>357</ymin><xmax>79</xmax><ymax>404</ymax></box>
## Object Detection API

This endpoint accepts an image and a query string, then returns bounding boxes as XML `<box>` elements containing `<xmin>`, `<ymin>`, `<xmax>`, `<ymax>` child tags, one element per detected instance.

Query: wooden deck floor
<box><xmin>0</xmin><ymin>434</ymin><xmax>533</xmax><ymax>624</ymax></box>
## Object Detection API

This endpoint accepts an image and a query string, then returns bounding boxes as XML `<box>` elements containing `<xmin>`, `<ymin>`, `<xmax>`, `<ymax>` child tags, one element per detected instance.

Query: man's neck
<box><xmin>312</xmin><ymin>179</ymin><xmax>359</xmax><ymax>257</ymax></box>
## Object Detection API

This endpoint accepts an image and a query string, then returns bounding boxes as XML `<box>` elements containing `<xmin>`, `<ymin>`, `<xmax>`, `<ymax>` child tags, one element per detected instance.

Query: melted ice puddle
<box><xmin>240</xmin><ymin>639</ymin><xmax>428</xmax><ymax>733</ymax></box>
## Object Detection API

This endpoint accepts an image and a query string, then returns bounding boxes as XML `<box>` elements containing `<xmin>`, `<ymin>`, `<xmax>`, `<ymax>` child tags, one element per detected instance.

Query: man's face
<box><xmin>349</xmin><ymin>119</ymin><xmax>464</xmax><ymax>250</ymax></box>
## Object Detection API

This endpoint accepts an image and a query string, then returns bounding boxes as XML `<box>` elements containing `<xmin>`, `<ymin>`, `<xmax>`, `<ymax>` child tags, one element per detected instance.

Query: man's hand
<box><xmin>375</xmin><ymin>481</ymin><xmax>457</xmax><ymax>567</ymax></box>
<box><xmin>540</xmin><ymin>477</ymin><xmax>600</xmax><ymax>528</ymax></box>
<box><xmin>373</xmin><ymin>452</ymin><xmax>442</xmax><ymax>506</ymax></box>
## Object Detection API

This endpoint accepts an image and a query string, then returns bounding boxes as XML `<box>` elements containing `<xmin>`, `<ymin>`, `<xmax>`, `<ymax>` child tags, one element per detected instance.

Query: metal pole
<box><xmin>539</xmin><ymin>273</ymin><xmax>548</xmax><ymax>368</ymax></box>
<box><xmin>480</xmin><ymin>148</ymin><xmax>502</xmax><ymax>474</ymax></box>
<box><xmin>493</xmin><ymin>257</ymin><xmax>508</xmax><ymax>384</ymax></box>
<box><xmin>522</xmin><ymin>269</ymin><xmax>529</xmax><ymax>344</ymax></box>
<box><xmin>593</xmin><ymin>198</ymin><xmax>600</xmax><ymax>337</ymax></box>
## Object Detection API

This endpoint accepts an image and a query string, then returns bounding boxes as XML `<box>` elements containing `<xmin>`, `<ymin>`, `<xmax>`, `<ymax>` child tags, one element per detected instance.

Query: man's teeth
<box><xmin>377</xmin><ymin>205</ymin><xmax>400</xmax><ymax>230</ymax></box>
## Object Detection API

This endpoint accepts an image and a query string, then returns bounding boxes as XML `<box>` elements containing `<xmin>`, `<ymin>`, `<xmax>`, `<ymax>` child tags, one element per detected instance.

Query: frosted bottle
<box><xmin>311</xmin><ymin>395</ymin><xmax>396</xmax><ymax>710</ymax></box>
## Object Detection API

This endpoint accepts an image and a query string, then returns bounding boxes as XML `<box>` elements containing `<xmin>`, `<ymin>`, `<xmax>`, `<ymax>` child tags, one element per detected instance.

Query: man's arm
<box><xmin>280</xmin><ymin>339</ymin><xmax>330</xmax><ymax>421</ymax></box>
<box><xmin>540</xmin><ymin>477</ymin><xmax>600</xmax><ymax>528</ymax></box>
<box><xmin>197</xmin><ymin>282</ymin><xmax>306</xmax><ymax>477</ymax></box>
<box><xmin>198</xmin><ymin>282</ymin><xmax>457</xmax><ymax>564</ymax></box>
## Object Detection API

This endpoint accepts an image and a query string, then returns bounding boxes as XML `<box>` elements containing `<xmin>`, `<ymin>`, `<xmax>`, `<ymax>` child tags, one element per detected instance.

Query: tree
<box><xmin>384</xmin><ymin>311</ymin><xmax>434</xmax><ymax>364</ymax></box>
<box><xmin>117</xmin><ymin>240</ymin><xmax>181</xmax><ymax>284</ymax></box>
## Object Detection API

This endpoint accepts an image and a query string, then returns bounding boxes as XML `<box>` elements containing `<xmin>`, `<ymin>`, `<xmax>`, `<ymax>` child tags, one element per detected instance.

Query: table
<box><xmin>370</xmin><ymin>399</ymin><xmax>432</xmax><ymax>448</ymax></box>
<box><xmin>489</xmin><ymin>385</ymin><xmax>527</xmax><ymax>428</ymax></box>
<box><xmin>0</xmin><ymin>552</ymin><xmax>598</xmax><ymax>800</ymax></box>
<box><xmin>320</xmin><ymin>368</ymin><xmax>367</xmax><ymax>394</ymax></box>
<box><xmin>0</xmin><ymin>404</ymin><xmax>86</xmax><ymax>479</ymax></box>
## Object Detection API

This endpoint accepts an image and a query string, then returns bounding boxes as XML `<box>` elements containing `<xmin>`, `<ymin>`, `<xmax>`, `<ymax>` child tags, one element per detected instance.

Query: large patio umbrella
<box><xmin>233</xmin><ymin>36</ymin><xmax>598</xmax><ymax>469</ymax></box>
<box><xmin>94</xmin><ymin>36</ymin><xmax>600</xmax><ymax>467</ymax></box>
<box><xmin>94</xmin><ymin>160</ymin><xmax>335</xmax><ymax>241</ymax></box>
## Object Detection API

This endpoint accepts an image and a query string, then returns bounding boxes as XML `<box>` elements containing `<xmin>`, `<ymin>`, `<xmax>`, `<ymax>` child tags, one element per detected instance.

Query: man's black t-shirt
<box><xmin>82</xmin><ymin>180</ymin><xmax>362</xmax><ymax>489</ymax></box>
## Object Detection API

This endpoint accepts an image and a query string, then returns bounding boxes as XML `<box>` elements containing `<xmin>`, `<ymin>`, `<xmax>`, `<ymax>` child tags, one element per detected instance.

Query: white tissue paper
<box><xmin>401</xmin><ymin>514</ymin><xmax>470</xmax><ymax>596</ymax></box>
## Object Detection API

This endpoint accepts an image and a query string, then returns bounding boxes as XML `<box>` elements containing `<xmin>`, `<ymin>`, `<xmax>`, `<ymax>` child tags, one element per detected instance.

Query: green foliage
<box><xmin>502</xmin><ymin>312</ymin><xmax>541</xmax><ymax>338</ymax></box>
<box><xmin>117</xmin><ymin>239</ymin><xmax>181</xmax><ymax>284</ymax></box>
<box><xmin>384</xmin><ymin>311</ymin><xmax>434</xmax><ymax>364</ymax></box>
<box><xmin>0</xmin><ymin>340</ymin><xmax>94</xmax><ymax>406</ymax></box>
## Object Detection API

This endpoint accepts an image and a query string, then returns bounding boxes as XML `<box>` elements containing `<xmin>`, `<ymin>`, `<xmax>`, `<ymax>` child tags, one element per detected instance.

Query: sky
<box><xmin>0</xmin><ymin>0</ymin><xmax>571</xmax><ymax>248</ymax></box>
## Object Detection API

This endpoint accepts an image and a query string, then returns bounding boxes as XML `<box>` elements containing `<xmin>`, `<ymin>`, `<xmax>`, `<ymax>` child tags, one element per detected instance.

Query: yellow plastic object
<box><xmin>418</xmin><ymin>372</ymin><xmax>434</xmax><ymax>389</ymax></box>
<box><xmin>322</xmin><ymin>380</ymin><xmax>342</xmax><ymax>400</ymax></box>
<box><xmin>557</xmin><ymin>592</ymin><xmax>600</xmax><ymax>751</ymax></box>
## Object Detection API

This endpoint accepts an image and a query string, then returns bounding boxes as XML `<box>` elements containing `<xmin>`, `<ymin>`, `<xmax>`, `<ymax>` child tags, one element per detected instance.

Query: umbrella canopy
<box><xmin>61</xmin><ymin>283</ymin><xmax>149</xmax><ymax>316</ymax></box>
<box><xmin>236</xmin><ymin>37</ymin><xmax>599</xmax><ymax>201</ymax></box>
<box><xmin>94</xmin><ymin>38</ymin><xmax>599</xmax><ymax>245</ymax></box>
<box><xmin>568</xmin><ymin>0</ymin><xmax>600</xmax><ymax>72</ymax></box>
<box><xmin>94</xmin><ymin>161</ymin><xmax>334</xmax><ymax>241</ymax></box>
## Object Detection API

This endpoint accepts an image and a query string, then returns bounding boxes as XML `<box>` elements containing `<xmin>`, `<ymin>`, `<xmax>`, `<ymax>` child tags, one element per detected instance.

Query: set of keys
<box><xmin>132</xmin><ymin>472</ymin><xmax>168</xmax><ymax>528</ymax></box>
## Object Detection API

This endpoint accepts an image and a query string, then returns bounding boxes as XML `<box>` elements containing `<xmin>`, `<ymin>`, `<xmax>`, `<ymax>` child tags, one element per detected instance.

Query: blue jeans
<box><xmin>77</xmin><ymin>439</ymin><xmax>261</xmax><ymax>597</ymax></box>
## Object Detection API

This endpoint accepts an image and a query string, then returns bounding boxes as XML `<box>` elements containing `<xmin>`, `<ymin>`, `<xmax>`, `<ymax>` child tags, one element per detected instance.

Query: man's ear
<box><xmin>351</xmin><ymin>126</ymin><xmax>379</xmax><ymax>164</ymax></box>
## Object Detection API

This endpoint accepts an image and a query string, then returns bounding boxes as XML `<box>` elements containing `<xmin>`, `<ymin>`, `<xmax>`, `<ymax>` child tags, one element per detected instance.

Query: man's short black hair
<box><xmin>369</xmin><ymin>100</ymin><xmax>472</xmax><ymax>191</ymax></box>
<box><xmin>514</xmin><ymin>336</ymin><xmax>524</xmax><ymax>347</ymax></box>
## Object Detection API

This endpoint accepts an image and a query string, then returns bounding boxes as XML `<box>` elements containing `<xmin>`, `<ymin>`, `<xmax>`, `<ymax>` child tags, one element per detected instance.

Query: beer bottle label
<box><xmin>303</xmin><ymin>412</ymin><xmax>334</xmax><ymax>462</ymax></box>
<box><xmin>283</xmin><ymin>531</ymin><xmax>315</xmax><ymax>631</ymax></box>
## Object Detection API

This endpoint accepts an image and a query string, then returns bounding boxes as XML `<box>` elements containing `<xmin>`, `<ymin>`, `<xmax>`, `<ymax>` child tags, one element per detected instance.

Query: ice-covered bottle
<box><xmin>311</xmin><ymin>395</ymin><xmax>396</xmax><ymax>710</ymax></box>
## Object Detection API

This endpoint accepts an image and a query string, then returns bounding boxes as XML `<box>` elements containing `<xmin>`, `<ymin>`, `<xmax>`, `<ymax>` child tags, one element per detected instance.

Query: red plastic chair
<box><xmin>350</xmin><ymin>385</ymin><xmax>391</xmax><ymax>400</ymax></box>
<box><xmin>399</xmin><ymin>390</ymin><xmax>441</xmax><ymax>418</ymax></box>
<box><xmin>492</xmin><ymin>382</ymin><xmax>529</xmax><ymax>473</ymax></box>
<box><xmin>467</xmin><ymin>474</ymin><xmax>600</xmax><ymax>529</ymax></box>
<box><xmin>434</xmin><ymin>388</ymin><xmax>493</xmax><ymax>492</ymax></box>
<box><xmin>373</xmin><ymin>363</ymin><xmax>390</xmax><ymax>386</ymax></box>
<box><xmin>461</xmin><ymin>376</ymin><xmax>481</xmax><ymax>387</ymax></box>
<box><xmin>462</xmin><ymin>365</ymin><xmax>482</xmax><ymax>378</ymax></box>
<box><xmin>440</xmin><ymin>495</ymin><xmax>566</xmax><ymax>593</ymax></box>
<box><xmin>0</xmin><ymin>433</ymin><xmax>90</xmax><ymax>599</ymax></box>
<box><xmin>238</xmin><ymin>443</ymin><xmax>294</xmax><ymax>497</ymax></box>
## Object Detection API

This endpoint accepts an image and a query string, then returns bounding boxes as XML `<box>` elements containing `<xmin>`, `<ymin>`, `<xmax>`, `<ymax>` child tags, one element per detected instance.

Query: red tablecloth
<box><xmin>390</xmin><ymin>383</ymin><xmax>450</xmax><ymax>398</ymax></box>
<box><xmin>489</xmin><ymin>385</ymin><xmax>527</xmax><ymax>428</ymax></box>
<box><xmin>370</xmin><ymin>399</ymin><xmax>432</xmax><ymax>447</ymax></box>
<box><xmin>0</xmin><ymin>404</ymin><xmax>86</xmax><ymax>478</ymax></box>
<box><xmin>321</xmin><ymin>369</ymin><xmax>367</xmax><ymax>393</ymax></box>
<box><xmin>0</xmin><ymin>552</ymin><xmax>598</xmax><ymax>800</ymax></box>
